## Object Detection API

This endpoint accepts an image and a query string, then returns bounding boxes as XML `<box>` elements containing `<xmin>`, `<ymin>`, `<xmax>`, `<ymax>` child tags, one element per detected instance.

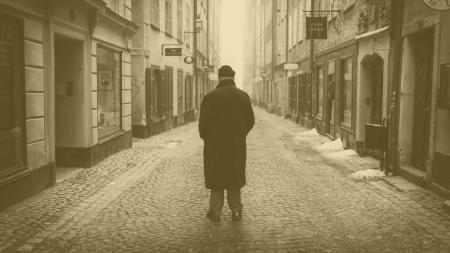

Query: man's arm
<box><xmin>245</xmin><ymin>94</ymin><xmax>255</xmax><ymax>134</ymax></box>
<box><xmin>199</xmin><ymin>94</ymin><xmax>212</xmax><ymax>140</ymax></box>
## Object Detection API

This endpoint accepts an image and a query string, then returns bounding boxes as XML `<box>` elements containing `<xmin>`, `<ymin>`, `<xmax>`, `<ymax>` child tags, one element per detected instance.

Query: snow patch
<box><xmin>323</xmin><ymin>149</ymin><xmax>358</xmax><ymax>160</ymax></box>
<box><xmin>163</xmin><ymin>140</ymin><xmax>182</xmax><ymax>149</ymax></box>
<box><xmin>296</xmin><ymin>128</ymin><xmax>319</xmax><ymax>137</ymax></box>
<box><xmin>349</xmin><ymin>169</ymin><xmax>385</xmax><ymax>180</ymax></box>
<box><xmin>315</xmin><ymin>138</ymin><xmax>344</xmax><ymax>152</ymax></box>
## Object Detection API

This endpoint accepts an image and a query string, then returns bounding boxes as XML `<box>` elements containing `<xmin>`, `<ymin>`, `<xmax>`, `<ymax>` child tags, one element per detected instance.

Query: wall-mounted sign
<box><xmin>306</xmin><ymin>16</ymin><xmax>328</xmax><ymax>39</ymax></box>
<box><xmin>422</xmin><ymin>0</ymin><xmax>450</xmax><ymax>11</ymax></box>
<box><xmin>184</xmin><ymin>56</ymin><xmax>194</xmax><ymax>64</ymax></box>
<box><xmin>284</xmin><ymin>63</ymin><xmax>298</xmax><ymax>70</ymax></box>
<box><xmin>165</xmin><ymin>47</ymin><xmax>182</xmax><ymax>56</ymax></box>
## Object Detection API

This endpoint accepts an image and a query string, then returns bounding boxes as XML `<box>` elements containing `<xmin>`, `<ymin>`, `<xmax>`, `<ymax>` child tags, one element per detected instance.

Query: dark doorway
<box><xmin>411</xmin><ymin>29</ymin><xmax>434</xmax><ymax>171</ymax></box>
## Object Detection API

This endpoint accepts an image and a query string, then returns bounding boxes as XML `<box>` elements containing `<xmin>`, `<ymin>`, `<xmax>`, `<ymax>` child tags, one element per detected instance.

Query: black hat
<box><xmin>218</xmin><ymin>65</ymin><xmax>235</xmax><ymax>78</ymax></box>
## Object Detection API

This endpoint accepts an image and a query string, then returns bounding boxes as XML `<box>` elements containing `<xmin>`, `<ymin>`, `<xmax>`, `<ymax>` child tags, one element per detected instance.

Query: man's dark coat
<box><xmin>199</xmin><ymin>79</ymin><xmax>255</xmax><ymax>190</ymax></box>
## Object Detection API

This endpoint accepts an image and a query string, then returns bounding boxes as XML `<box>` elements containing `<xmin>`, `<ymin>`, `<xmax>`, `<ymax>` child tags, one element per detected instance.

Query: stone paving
<box><xmin>1</xmin><ymin>108</ymin><xmax>450</xmax><ymax>252</ymax></box>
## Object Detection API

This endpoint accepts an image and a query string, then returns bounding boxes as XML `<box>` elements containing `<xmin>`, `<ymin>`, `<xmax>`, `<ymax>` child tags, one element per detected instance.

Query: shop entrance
<box><xmin>411</xmin><ymin>29</ymin><xmax>434</xmax><ymax>171</ymax></box>
<box><xmin>361</xmin><ymin>54</ymin><xmax>384</xmax><ymax>125</ymax></box>
<box><xmin>54</xmin><ymin>34</ymin><xmax>86</xmax><ymax>173</ymax></box>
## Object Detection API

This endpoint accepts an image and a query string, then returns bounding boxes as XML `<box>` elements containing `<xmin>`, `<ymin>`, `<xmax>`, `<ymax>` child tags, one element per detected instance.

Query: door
<box><xmin>412</xmin><ymin>29</ymin><xmax>434</xmax><ymax>171</ymax></box>
<box><xmin>177</xmin><ymin>69</ymin><xmax>184</xmax><ymax>125</ymax></box>
<box><xmin>371</xmin><ymin>58</ymin><xmax>383</xmax><ymax>124</ymax></box>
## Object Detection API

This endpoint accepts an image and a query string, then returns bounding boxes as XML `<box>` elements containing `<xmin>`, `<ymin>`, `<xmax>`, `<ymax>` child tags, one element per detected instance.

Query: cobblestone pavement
<box><xmin>1</xmin><ymin>108</ymin><xmax>450</xmax><ymax>253</ymax></box>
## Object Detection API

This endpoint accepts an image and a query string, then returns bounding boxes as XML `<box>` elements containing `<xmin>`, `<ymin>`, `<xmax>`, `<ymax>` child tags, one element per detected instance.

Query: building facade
<box><xmin>394</xmin><ymin>0</ymin><xmax>450</xmax><ymax>193</ymax></box>
<box><xmin>245</xmin><ymin>0</ymin><xmax>450</xmax><ymax>194</ymax></box>
<box><xmin>131</xmin><ymin>0</ymin><xmax>195</xmax><ymax>138</ymax></box>
<box><xmin>0</xmin><ymin>0</ymin><xmax>138</xmax><ymax>210</ymax></box>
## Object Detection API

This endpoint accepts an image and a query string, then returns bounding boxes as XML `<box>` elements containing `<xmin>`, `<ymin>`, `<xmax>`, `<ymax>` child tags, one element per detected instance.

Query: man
<box><xmin>199</xmin><ymin>65</ymin><xmax>255</xmax><ymax>222</ymax></box>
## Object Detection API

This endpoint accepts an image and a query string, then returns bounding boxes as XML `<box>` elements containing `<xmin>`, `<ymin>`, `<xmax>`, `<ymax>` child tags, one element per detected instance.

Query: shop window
<box><xmin>151</xmin><ymin>0</ymin><xmax>160</xmax><ymax>27</ymax></box>
<box><xmin>341</xmin><ymin>57</ymin><xmax>352</xmax><ymax>126</ymax></box>
<box><xmin>0</xmin><ymin>14</ymin><xmax>25</xmax><ymax>173</ymax></box>
<box><xmin>317</xmin><ymin>66</ymin><xmax>324</xmax><ymax>116</ymax></box>
<box><xmin>97</xmin><ymin>46</ymin><xmax>121</xmax><ymax>138</ymax></box>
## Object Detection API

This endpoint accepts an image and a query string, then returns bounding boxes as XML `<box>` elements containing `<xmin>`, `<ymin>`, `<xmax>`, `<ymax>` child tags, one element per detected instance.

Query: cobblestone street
<box><xmin>1</xmin><ymin>108</ymin><xmax>450</xmax><ymax>253</ymax></box>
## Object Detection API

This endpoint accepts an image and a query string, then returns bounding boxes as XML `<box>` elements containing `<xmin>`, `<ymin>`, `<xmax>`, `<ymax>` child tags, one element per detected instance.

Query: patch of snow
<box><xmin>323</xmin><ymin>149</ymin><xmax>358</xmax><ymax>160</ymax></box>
<box><xmin>349</xmin><ymin>169</ymin><xmax>385</xmax><ymax>180</ymax></box>
<box><xmin>163</xmin><ymin>140</ymin><xmax>182</xmax><ymax>149</ymax></box>
<box><xmin>296</xmin><ymin>128</ymin><xmax>319</xmax><ymax>137</ymax></box>
<box><xmin>315</xmin><ymin>138</ymin><xmax>344</xmax><ymax>152</ymax></box>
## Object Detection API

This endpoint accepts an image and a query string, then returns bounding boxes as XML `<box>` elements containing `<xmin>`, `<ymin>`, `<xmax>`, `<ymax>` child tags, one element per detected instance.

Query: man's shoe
<box><xmin>206</xmin><ymin>211</ymin><xmax>220</xmax><ymax>222</ymax></box>
<box><xmin>231</xmin><ymin>211</ymin><xmax>242</xmax><ymax>222</ymax></box>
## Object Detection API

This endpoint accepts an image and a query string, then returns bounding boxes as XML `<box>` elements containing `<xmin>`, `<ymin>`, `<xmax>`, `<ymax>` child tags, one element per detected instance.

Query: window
<box><xmin>185</xmin><ymin>4</ymin><xmax>191</xmax><ymax>47</ymax></box>
<box><xmin>97</xmin><ymin>46</ymin><xmax>121</xmax><ymax>138</ymax></box>
<box><xmin>165</xmin><ymin>0</ymin><xmax>173</xmax><ymax>35</ymax></box>
<box><xmin>341</xmin><ymin>57</ymin><xmax>352</xmax><ymax>126</ymax></box>
<box><xmin>177</xmin><ymin>0</ymin><xmax>183</xmax><ymax>40</ymax></box>
<box><xmin>0</xmin><ymin>14</ymin><xmax>25</xmax><ymax>173</ymax></box>
<box><xmin>185</xmin><ymin>75</ymin><xmax>193</xmax><ymax>111</ymax></box>
<box><xmin>317</xmin><ymin>66</ymin><xmax>324</xmax><ymax>116</ymax></box>
<box><xmin>151</xmin><ymin>0</ymin><xmax>160</xmax><ymax>27</ymax></box>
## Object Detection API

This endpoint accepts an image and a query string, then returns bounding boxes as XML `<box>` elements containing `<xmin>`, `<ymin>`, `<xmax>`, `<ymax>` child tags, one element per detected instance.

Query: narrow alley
<box><xmin>1</xmin><ymin>108</ymin><xmax>449</xmax><ymax>253</ymax></box>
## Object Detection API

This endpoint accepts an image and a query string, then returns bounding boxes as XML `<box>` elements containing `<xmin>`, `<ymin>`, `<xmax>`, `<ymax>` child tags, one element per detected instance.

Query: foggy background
<box><xmin>220</xmin><ymin>0</ymin><xmax>246</xmax><ymax>89</ymax></box>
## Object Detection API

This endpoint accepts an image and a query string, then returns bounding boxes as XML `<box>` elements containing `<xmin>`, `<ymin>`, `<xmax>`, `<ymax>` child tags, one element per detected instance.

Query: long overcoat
<box><xmin>199</xmin><ymin>79</ymin><xmax>255</xmax><ymax>190</ymax></box>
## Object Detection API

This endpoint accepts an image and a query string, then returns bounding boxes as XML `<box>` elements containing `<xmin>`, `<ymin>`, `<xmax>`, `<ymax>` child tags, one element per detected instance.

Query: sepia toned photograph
<box><xmin>0</xmin><ymin>0</ymin><xmax>449</xmax><ymax>252</ymax></box>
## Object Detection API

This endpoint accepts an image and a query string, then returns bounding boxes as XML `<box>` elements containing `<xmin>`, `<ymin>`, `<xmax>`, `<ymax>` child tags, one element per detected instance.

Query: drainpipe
<box><xmin>193</xmin><ymin>0</ymin><xmax>198</xmax><ymax>114</ymax></box>
<box><xmin>387</xmin><ymin>0</ymin><xmax>404</xmax><ymax>174</ymax></box>
<box><xmin>310</xmin><ymin>0</ymin><xmax>315</xmax><ymax>121</ymax></box>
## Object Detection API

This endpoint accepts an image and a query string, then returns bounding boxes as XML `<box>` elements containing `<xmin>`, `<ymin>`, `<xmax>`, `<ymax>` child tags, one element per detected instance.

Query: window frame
<box><xmin>165</xmin><ymin>0</ymin><xmax>173</xmax><ymax>36</ymax></box>
<box><xmin>340</xmin><ymin>57</ymin><xmax>353</xmax><ymax>128</ymax></box>
<box><xmin>151</xmin><ymin>0</ymin><xmax>160</xmax><ymax>28</ymax></box>
<box><xmin>96</xmin><ymin>45</ymin><xmax>123</xmax><ymax>139</ymax></box>
<box><xmin>0</xmin><ymin>13</ymin><xmax>27</xmax><ymax>179</ymax></box>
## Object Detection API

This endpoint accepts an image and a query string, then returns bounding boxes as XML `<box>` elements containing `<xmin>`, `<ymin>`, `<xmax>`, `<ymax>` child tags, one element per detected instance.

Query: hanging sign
<box><xmin>165</xmin><ymin>47</ymin><xmax>182</xmax><ymax>56</ymax></box>
<box><xmin>184</xmin><ymin>56</ymin><xmax>194</xmax><ymax>64</ymax></box>
<box><xmin>284</xmin><ymin>63</ymin><xmax>299</xmax><ymax>70</ymax></box>
<box><xmin>422</xmin><ymin>0</ymin><xmax>450</xmax><ymax>11</ymax></box>
<box><xmin>306</xmin><ymin>16</ymin><xmax>328</xmax><ymax>39</ymax></box>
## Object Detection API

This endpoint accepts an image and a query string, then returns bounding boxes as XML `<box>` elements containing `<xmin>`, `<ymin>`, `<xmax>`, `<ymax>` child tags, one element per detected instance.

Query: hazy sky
<box><xmin>220</xmin><ymin>0</ymin><xmax>246</xmax><ymax>88</ymax></box>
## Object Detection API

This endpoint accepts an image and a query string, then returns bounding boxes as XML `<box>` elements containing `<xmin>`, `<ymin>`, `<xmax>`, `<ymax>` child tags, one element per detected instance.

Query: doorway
<box><xmin>411</xmin><ymin>29</ymin><xmax>434</xmax><ymax>171</ymax></box>
<box><xmin>54</xmin><ymin>34</ymin><xmax>85</xmax><ymax>176</ymax></box>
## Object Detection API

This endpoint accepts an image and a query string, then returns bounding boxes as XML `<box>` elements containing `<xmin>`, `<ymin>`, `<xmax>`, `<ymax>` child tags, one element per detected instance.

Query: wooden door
<box><xmin>412</xmin><ymin>30</ymin><xmax>434</xmax><ymax>171</ymax></box>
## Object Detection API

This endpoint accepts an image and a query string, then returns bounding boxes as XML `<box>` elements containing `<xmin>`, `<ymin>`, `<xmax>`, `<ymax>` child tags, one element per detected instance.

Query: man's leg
<box><xmin>227</xmin><ymin>188</ymin><xmax>243</xmax><ymax>221</ymax></box>
<box><xmin>208</xmin><ymin>189</ymin><xmax>224</xmax><ymax>221</ymax></box>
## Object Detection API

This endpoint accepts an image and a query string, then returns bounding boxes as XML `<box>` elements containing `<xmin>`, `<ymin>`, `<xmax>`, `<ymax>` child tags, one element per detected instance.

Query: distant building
<box><xmin>131</xmin><ymin>0</ymin><xmax>196</xmax><ymax>138</ymax></box>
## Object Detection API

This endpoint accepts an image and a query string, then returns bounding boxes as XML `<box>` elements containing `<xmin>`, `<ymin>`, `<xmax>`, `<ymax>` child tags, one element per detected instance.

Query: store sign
<box><xmin>306</xmin><ymin>16</ymin><xmax>328</xmax><ymax>39</ymax></box>
<box><xmin>284</xmin><ymin>63</ymin><xmax>299</xmax><ymax>70</ymax></box>
<box><xmin>422</xmin><ymin>0</ymin><xmax>450</xmax><ymax>11</ymax></box>
<box><xmin>165</xmin><ymin>47</ymin><xmax>182</xmax><ymax>56</ymax></box>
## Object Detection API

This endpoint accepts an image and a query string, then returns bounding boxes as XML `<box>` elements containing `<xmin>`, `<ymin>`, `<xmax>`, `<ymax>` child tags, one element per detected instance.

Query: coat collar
<box><xmin>217</xmin><ymin>79</ymin><xmax>236</xmax><ymax>88</ymax></box>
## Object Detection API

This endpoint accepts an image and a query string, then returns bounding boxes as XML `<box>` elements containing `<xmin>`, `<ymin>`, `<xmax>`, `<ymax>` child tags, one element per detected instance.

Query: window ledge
<box><xmin>151</xmin><ymin>23</ymin><xmax>161</xmax><ymax>31</ymax></box>
<box><xmin>99</xmin><ymin>130</ymin><xmax>124</xmax><ymax>144</ymax></box>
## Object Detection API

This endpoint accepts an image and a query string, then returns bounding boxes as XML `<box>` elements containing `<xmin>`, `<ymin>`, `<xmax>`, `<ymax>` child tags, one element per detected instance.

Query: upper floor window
<box><xmin>185</xmin><ymin>4</ymin><xmax>191</xmax><ymax>47</ymax></box>
<box><xmin>165</xmin><ymin>0</ymin><xmax>173</xmax><ymax>35</ymax></box>
<box><xmin>151</xmin><ymin>0</ymin><xmax>160</xmax><ymax>27</ymax></box>
<box><xmin>177</xmin><ymin>0</ymin><xmax>183</xmax><ymax>40</ymax></box>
